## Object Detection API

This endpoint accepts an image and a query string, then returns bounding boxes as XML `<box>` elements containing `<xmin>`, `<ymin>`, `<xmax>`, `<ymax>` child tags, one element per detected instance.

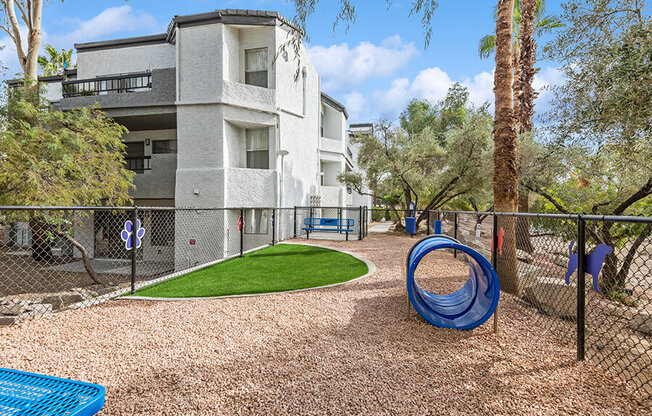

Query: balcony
<box><xmin>62</xmin><ymin>72</ymin><xmax>152</xmax><ymax>98</ymax></box>
<box><xmin>320</xmin><ymin>137</ymin><xmax>343</xmax><ymax>154</ymax></box>
<box><xmin>57</xmin><ymin>68</ymin><xmax>176</xmax><ymax>112</ymax></box>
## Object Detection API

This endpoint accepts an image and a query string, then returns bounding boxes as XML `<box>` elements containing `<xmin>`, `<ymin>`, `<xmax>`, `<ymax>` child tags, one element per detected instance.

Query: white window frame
<box><xmin>245</xmin><ymin>128</ymin><xmax>270</xmax><ymax>170</ymax></box>
<box><xmin>245</xmin><ymin>47</ymin><xmax>268</xmax><ymax>88</ymax></box>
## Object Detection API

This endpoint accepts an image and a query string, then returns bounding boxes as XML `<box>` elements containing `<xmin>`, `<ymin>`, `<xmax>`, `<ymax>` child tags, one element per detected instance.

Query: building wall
<box><xmin>177</xmin><ymin>25</ymin><xmax>223</xmax><ymax>102</ymax></box>
<box><xmin>76</xmin><ymin>43</ymin><xmax>175</xmax><ymax>78</ymax></box>
<box><xmin>274</xmin><ymin>25</ymin><xmax>321</xmax><ymax>209</ymax></box>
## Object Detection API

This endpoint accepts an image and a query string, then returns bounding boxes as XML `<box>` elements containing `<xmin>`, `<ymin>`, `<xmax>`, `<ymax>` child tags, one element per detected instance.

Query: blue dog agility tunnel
<box><xmin>406</xmin><ymin>235</ymin><xmax>500</xmax><ymax>330</ymax></box>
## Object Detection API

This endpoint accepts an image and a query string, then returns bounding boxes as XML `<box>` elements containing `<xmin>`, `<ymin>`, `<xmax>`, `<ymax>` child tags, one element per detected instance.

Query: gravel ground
<box><xmin>1</xmin><ymin>233</ymin><xmax>648</xmax><ymax>415</ymax></box>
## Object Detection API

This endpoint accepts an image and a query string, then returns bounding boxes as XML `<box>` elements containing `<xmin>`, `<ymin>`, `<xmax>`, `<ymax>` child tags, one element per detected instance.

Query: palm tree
<box><xmin>478</xmin><ymin>0</ymin><xmax>562</xmax><ymax>124</ymax></box>
<box><xmin>38</xmin><ymin>44</ymin><xmax>74</xmax><ymax>76</ymax></box>
<box><xmin>481</xmin><ymin>0</ymin><xmax>562</xmax><ymax>256</ymax></box>
<box><xmin>493</xmin><ymin>0</ymin><xmax>520</xmax><ymax>294</ymax></box>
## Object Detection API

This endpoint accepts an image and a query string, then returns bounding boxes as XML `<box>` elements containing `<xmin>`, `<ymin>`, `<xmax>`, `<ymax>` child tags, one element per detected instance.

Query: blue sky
<box><xmin>1</xmin><ymin>0</ymin><xmax>565</xmax><ymax>123</ymax></box>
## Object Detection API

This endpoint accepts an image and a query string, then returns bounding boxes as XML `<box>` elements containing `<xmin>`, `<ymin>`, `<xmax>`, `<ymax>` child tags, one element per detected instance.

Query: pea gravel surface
<box><xmin>1</xmin><ymin>234</ymin><xmax>647</xmax><ymax>415</ymax></box>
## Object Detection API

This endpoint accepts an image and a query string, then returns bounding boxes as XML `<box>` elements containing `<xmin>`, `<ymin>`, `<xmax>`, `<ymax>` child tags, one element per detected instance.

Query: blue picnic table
<box><xmin>0</xmin><ymin>367</ymin><xmax>105</xmax><ymax>416</ymax></box>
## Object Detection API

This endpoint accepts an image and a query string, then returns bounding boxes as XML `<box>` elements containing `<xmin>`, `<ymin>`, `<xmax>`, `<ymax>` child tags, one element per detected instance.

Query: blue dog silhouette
<box><xmin>564</xmin><ymin>241</ymin><xmax>613</xmax><ymax>292</ymax></box>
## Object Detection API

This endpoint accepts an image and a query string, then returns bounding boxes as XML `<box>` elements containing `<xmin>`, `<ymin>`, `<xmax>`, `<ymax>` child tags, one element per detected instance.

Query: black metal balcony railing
<box><xmin>346</xmin><ymin>147</ymin><xmax>353</xmax><ymax>159</ymax></box>
<box><xmin>125</xmin><ymin>156</ymin><xmax>151</xmax><ymax>174</ymax></box>
<box><xmin>62</xmin><ymin>72</ymin><xmax>152</xmax><ymax>98</ymax></box>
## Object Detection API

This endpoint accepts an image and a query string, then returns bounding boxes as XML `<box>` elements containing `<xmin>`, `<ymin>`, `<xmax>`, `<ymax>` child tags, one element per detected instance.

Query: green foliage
<box><xmin>38</xmin><ymin>44</ymin><xmax>75</xmax><ymax>76</ymax></box>
<box><xmin>0</xmin><ymin>87</ymin><xmax>134</xmax><ymax>208</ymax></box>
<box><xmin>340</xmin><ymin>84</ymin><xmax>493</xmax><ymax>225</ymax></box>
<box><xmin>544</xmin><ymin>0</ymin><xmax>651</xmax><ymax>151</ymax></box>
<box><xmin>477</xmin><ymin>0</ymin><xmax>563</xmax><ymax>58</ymax></box>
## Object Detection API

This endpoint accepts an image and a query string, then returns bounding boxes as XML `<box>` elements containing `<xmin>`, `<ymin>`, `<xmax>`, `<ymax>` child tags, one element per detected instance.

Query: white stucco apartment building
<box><xmin>9</xmin><ymin>9</ymin><xmax>372</xmax><ymax>261</ymax></box>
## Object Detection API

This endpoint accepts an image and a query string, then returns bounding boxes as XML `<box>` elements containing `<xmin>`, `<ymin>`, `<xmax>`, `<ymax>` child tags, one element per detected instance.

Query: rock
<box><xmin>543</xmin><ymin>252</ymin><xmax>569</xmax><ymax>268</ymax></box>
<box><xmin>0</xmin><ymin>301</ymin><xmax>29</xmax><ymax>316</ymax></box>
<box><xmin>60</xmin><ymin>293</ymin><xmax>85</xmax><ymax>307</ymax></box>
<box><xmin>523</xmin><ymin>276</ymin><xmax>577</xmax><ymax>319</ymax></box>
<box><xmin>629</xmin><ymin>310</ymin><xmax>652</xmax><ymax>336</ymax></box>
<box><xmin>0</xmin><ymin>316</ymin><xmax>19</xmax><ymax>326</ymax></box>
<box><xmin>41</xmin><ymin>296</ymin><xmax>64</xmax><ymax>310</ymax></box>
<box><xmin>517</xmin><ymin>262</ymin><xmax>543</xmax><ymax>292</ymax></box>
<box><xmin>89</xmin><ymin>286</ymin><xmax>119</xmax><ymax>297</ymax></box>
<box><xmin>17</xmin><ymin>304</ymin><xmax>53</xmax><ymax>321</ymax></box>
<box><xmin>516</xmin><ymin>249</ymin><xmax>534</xmax><ymax>264</ymax></box>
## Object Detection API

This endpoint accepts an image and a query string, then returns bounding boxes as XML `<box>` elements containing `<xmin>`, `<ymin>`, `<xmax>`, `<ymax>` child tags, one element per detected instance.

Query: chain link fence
<box><xmin>2</xmin><ymin>204</ymin><xmax>648</xmax><ymax>397</ymax></box>
<box><xmin>0</xmin><ymin>205</ymin><xmax>369</xmax><ymax>327</ymax></box>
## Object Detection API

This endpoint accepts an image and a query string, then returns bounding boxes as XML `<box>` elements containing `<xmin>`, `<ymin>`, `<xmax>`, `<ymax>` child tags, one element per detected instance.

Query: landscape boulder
<box><xmin>629</xmin><ymin>309</ymin><xmax>652</xmax><ymax>336</ymax></box>
<box><xmin>523</xmin><ymin>276</ymin><xmax>576</xmax><ymax>319</ymax></box>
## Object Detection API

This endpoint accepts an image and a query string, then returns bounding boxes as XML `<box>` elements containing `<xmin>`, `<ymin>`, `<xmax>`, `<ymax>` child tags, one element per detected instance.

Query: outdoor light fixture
<box><xmin>145</xmin><ymin>139</ymin><xmax>150</xmax><ymax>146</ymax></box>
<box><xmin>278</xmin><ymin>150</ymin><xmax>289</xmax><ymax>157</ymax></box>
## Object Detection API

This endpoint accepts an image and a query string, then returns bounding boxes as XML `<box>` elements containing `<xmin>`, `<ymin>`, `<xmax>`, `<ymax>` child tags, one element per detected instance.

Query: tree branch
<box><xmin>612</xmin><ymin>176</ymin><xmax>652</xmax><ymax>215</ymax></box>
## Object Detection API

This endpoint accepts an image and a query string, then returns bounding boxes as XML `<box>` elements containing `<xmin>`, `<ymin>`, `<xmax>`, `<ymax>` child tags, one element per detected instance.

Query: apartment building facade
<box><xmin>6</xmin><ymin>9</ymin><xmax>372</xmax><ymax>263</ymax></box>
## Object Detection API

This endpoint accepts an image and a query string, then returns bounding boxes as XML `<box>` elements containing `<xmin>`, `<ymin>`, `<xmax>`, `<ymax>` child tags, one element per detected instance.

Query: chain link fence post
<box><xmin>293</xmin><ymin>206</ymin><xmax>297</xmax><ymax>239</ymax></box>
<box><xmin>130</xmin><ymin>206</ymin><xmax>138</xmax><ymax>295</ymax></box>
<box><xmin>577</xmin><ymin>215</ymin><xmax>586</xmax><ymax>361</ymax></box>
<box><xmin>427</xmin><ymin>210</ymin><xmax>431</xmax><ymax>235</ymax></box>
<box><xmin>240</xmin><ymin>207</ymin><xmax>244</xmax><ymax>257</ymax></box>
<box><xmin>492</xmin><ymin>213</ymin><xmax>499</xmax><ymax>333</ymax></box>
<box><xmin>454</xmin><ymin>212</ymin><xmax>458</xmax><ymax>258</ymax></box>
<box><xmin>272</xmin><ymin>208</ymin><xmax>276</xmax><ymax>246</ymax></box>
<box><xmin>359</xmin><ymin>206</ymin><xmax>363</xmax><ymax>240</ymax></box>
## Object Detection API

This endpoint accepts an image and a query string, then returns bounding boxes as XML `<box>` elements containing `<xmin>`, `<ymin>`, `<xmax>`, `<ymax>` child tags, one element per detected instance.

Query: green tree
<box><xmin>1</xmin><ymin>1</ymin><xmax>45</xmax><ymax>94</ymax></box>
<box><xmin>0</xmin><ymin>87</ymin><xmax>134</xmax><ymax>283</ymax></box>
<box><xmin>38</xmin><ymin>44</ymin><xmax>75</xmax><ymax>76</ymax></box>
<box><xmin>340</xmin><ymin>86</ymin><xmax>493</xmax><ymax>230</ymax></box>
<box><xmin>524</xmin><ymin>0</ymin><xmax>651</xmax><ymax>294</ymax></box>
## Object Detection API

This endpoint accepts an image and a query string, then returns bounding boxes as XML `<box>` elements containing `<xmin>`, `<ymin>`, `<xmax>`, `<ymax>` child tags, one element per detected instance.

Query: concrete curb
<box><xmin>121</xmin><ymin>242</ymin><xmax>376</xmax><ymax>302</ymax></box>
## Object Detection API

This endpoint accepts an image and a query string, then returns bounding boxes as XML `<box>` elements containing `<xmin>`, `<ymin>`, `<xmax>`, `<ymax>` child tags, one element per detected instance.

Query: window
<box><xmin>320</xmin><ymin>105</ymin><xmax>324</xmax><ymax>137</ymax></box>
<box><xmin>152</xmin><ymin>140</ymin><xmax>177</xmax><ymax>154</ymax></box>
<box><xmin>245</xmin><ymin>48</ymin><xmax>268</xmax><ymax>88</ymax></box>
<box><xmin>244</xmin><ymin>209</ymin><xmax>269</xmax><ymax>234</ymax></box>
<box><xmin>246</xmin><ymin>129</ymin><xmax>269</xmax><ymax>169</ymax></box>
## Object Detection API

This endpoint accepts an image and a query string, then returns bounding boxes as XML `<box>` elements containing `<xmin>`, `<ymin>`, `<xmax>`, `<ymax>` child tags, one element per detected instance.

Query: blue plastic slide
<box><xmin>406</xmin><ymin>235</ymin><xmax>500</xmax><ymax>330</ymax></box>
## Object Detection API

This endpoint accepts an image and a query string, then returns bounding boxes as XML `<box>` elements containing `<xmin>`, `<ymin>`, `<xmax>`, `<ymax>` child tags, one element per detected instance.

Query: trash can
<box><xmin>405</xmin><ymin>217</ymin><xmax>417</xmax><ymax>235</ymax></box>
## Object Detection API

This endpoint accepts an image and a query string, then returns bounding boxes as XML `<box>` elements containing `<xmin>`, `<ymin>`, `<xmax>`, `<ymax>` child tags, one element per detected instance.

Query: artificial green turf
<box><xmin>132</xmin><ymin>244</ymin><xmax>368</xmax><ymax>298</ymax></box>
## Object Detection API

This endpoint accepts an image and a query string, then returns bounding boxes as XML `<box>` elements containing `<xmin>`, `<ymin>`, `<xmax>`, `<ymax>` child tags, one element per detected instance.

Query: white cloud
<box><xmin>308</xmin><ymin>35</ymin><xmax>418</xmax><ymax>92</ymax></box>
<box><xmin>1</xmin><ymin>6</ymin><xmax>157</xmax><ymax>79</ymax></box>
<box><xmin>343</xmin><ymin>91</ymin><xmax>368</xmax><ymax>121</ymax></box>
<box><xmin>50</xmin><ymin>6</ymin><xmax>158</xmax><ymax>46</ymax></box>
<box><xmin>532</xmin><ymin>66</ymin><xmax>563</xmax><ymax>116</ymax></box>
<box><xmin>348</xmin><ymin>65</ymin><xmax>562</xmax><ymax>123</ymax></box>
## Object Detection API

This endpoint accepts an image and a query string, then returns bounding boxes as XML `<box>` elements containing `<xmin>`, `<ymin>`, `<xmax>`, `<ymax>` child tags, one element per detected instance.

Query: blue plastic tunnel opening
<box><xmin>407</xmin><ymin>235</ymin><xmax>500</xmax><ymax>330</ymax></box>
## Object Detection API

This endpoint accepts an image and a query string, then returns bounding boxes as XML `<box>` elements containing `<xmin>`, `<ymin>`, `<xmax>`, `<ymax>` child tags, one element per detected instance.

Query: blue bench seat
<box><xmin>302</xmin><ymin>218</ymin><xmax>355</xmax><ymax>240</ymax></box>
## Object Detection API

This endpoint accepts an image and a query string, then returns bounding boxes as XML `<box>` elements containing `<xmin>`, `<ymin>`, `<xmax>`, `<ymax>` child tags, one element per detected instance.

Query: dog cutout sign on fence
<box><xmin>564</xmin><ymin>241</ymin><xmax>613</xmax><ymax>293</ymax></box>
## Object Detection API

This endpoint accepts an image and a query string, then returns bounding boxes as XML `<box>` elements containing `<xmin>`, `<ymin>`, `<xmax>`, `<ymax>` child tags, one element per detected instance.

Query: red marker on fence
<box><xmin>492</xmin><ymin>226</ymin><xmax>505</xmax><ymax>256</ymax></box>
<box><xmin>237</xmin><ymin>216</ymin><xmax>244</xmax><ymax>232</ymax></box>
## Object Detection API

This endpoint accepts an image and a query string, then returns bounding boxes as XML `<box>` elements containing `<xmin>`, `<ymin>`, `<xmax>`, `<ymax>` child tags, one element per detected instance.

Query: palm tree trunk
<box><xmin>517</xmin><ymin>0</ymin><xmax>537</xmax><ymax>131</ymax></box>
<box><xmin>512</xmin><ymin>43</ymin><xmax>521</xmax><ymax>124</ymax></box>
<box><xmin>493</xmin><ymin>0</ymin><xmax>520</xmax><ymax>295</ymax></box>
